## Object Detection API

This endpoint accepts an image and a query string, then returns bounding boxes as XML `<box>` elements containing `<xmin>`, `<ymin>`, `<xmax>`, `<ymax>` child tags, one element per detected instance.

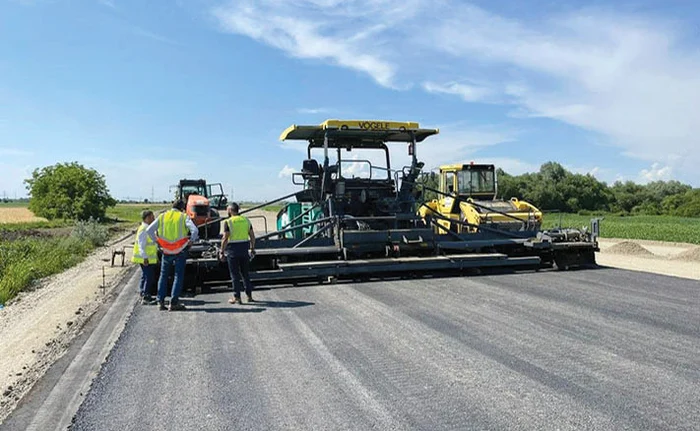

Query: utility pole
<box><xmin>151</xmin><ymin>185</ymin><xmax>154</xmax><ymax>203</ymax></box>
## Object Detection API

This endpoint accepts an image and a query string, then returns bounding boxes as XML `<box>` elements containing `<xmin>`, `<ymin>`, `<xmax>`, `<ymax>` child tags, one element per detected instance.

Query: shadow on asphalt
<box><xmin>181</xmin><ymin>299</ymin><xmax>222</xmax><ymax>306</ymax></box>
<box><xmin>247</xmin><ymin>300</ymin><xmax>315</xmax><ymax>309</ymax></box>
<box><xmin>190</xmin><ymin>307</ymin><xmax>267</xmax><ymax>314</ymax></box>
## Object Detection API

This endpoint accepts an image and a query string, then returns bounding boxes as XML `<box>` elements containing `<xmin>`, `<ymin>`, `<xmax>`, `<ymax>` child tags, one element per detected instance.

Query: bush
<box><xmin>71</xmin><ymin>218</ymin><xmax>109</xmax><ymax>247</ymax></box>
<box><xmin>24</xmin><ymin>162</ymin><xmax>117</xmax><ymax>221</ymax></box>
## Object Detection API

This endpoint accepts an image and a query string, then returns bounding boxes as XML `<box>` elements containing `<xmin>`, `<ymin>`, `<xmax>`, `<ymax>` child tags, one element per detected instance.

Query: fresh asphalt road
<box><xmin>71</xmin><ymin>268</ymin><xmax>699</xmax><ymax>431</ymax></box>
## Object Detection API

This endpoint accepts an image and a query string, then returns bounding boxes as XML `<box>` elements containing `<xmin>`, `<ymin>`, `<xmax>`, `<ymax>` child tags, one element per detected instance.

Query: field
<box><xmin>0</xmin><ymin>207</ymin><xmax>48</xmax><ymax>224</ymax></box>
<box><xmin>106</xmin><ymin>203</ymin><xmax>171</xmax><ymax>223</ymax></box>
<box><xmin>542</xmin><ymin>213</ymin><xmax>700</xmax><ymax>245</ymax></box>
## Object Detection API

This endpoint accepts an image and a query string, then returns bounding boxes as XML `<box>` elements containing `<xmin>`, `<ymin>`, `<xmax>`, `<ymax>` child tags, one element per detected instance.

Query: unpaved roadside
<box><xmin>597</xmin><ymin>238</ymin><xmax>700</xmax><ymax>280</ymax></box>
<box><xmin>0</xmin><ymin>231</ymin><xmax>136</xmax><ymax>424</ymax></box>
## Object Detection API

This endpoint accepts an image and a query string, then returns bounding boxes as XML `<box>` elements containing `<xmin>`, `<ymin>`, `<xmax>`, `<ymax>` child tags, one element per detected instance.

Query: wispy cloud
<box><xmin>0</xmin><ymin>147</ymin><xmax>34</xmax><ymax>157</ymax></box>
<box><xmin>278</xmin><ymin>165</ymin><xmax>296</xmax><ymax>178</ymax></box>
<box><xmin>98</xmin><ymin>0</ymin><xmax>116</xmax><ymax>9</ymax></box>
<box><xmin>81</xmin><ymin>157</ymin><xmax>198</xmax><ymax>200</ymax></box>
<box><xmin>297</xmin><ymin>108</ymin><xmax>330</xmax><ymax>115</ymax></box>
<box><xmin>211</xmin><ymin>0</ymin><xmax>700</xmax><ymax>184</ymax></box>
<box><xmin>422</xmin><ymin>81</ymin><xmax>494</xmax><ymax>103</ymax></box>
<box><xmin>129</xmin><ymin>26</ymin><xmax>179</xmax><ymax>45</ymax></box>
<box><xmin>211</xmin><ymin>1</ymin><xmax>403</xmax><ymax>88</ymax></box>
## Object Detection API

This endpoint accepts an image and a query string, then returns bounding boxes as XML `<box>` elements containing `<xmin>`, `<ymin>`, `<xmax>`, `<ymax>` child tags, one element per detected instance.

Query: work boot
<box><xmin>169</xmin><ymin>302</ymin><xmax>186</xmax><ymax>311</ymax></box>
<box><xmin>245</xmin><ymin>295</ymin><xmax>254</xmax><ymax>303</ymax></box>
<box><xmin>228</xmin><ymin>296</ymin><xmax>241</xmax><ymax>305</ymax></box>
<box><xmin>159</xmin><ymin>301</ymin><xmax>167</xmax><ymax>311</ymax></box>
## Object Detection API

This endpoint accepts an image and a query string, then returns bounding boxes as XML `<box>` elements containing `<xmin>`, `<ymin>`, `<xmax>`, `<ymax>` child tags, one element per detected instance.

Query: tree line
<box><xmin>496</xmin><ymin>162</ymin><xmax>700</xmax><ymax>217</ymax></box>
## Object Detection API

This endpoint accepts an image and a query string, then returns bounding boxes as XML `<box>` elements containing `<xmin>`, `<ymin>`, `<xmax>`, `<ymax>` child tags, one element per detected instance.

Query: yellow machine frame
<box><xmin>420</xmin><ymin>163</ymin><xmax>543</xmax><ymax>234</ymax></box>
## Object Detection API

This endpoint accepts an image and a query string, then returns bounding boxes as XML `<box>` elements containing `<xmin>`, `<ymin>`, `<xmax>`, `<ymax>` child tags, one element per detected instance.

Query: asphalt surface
<box><xmin>71</xmin><ymin>268</ymin><xmax>699</xmax><ymax>431</ymax></box>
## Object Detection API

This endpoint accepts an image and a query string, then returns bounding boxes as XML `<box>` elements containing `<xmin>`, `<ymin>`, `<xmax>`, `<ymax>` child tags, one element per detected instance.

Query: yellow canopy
<box><xmin>280</xmin><ymin>119</ymin><xmax>439</xmax><ymax>143</ymax></box>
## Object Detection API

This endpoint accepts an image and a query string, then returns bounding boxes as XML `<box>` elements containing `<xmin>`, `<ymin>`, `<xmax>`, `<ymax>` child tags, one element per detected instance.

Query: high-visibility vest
<box><xmin>132</xmin><ymin>222</ymin><xmax>158</xmax><ymax>264</ymax></box>
<box><xmin>225</xmin><ymin>215</ymin><xmax>251</xmax><ymax>243</ymax></box>
<box><xmin>156</xmin><ymin>209</ymin><xmax>190</xmax><ymax>255</ymax></box>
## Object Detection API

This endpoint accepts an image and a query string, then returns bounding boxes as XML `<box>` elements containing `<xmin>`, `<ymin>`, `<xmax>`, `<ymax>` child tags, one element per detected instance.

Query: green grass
<box><xmin>0</xmin><ymin>206</ymin><xmax>137</xmax><ymax>305</ymax></box>
<box><xmin>0</xmin><ymin>236</ymin><xmax>94</xmax><ymax>304</ymax></box>
<box><xmin>0</xmin><ymin>219</ymin><xmax>73</xmax><ymax>232</ymax></box>
<box><xmin>106</xmin><ymin>204</ymin><xmax>170</xmax><ymax>223</ymax></box>
<box><xmin>0</xmin><ymin>201</ymin><xmax>30</xmax><ymax>208</ymax></box>
<box><xmin>543</xmin><ymin>213</ymin><xmax>700</xmax><ymax>245</ymax></box>
<box><xmin>260</xmin><ymin>204</ymin><xmax>285</xmax><ymax>213</ymax></box>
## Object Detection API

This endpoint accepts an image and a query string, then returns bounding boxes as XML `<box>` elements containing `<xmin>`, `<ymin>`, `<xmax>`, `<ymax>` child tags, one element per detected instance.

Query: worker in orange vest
<box><xmin>139</xmin><ymin>199</ymin><xmax>199</xmax><ymax>311</ymax></box>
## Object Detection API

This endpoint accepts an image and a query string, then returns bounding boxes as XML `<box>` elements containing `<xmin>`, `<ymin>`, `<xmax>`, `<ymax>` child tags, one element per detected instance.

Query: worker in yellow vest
<box><xmin>139</xmin><ymin>199</ymin><xmax>199</xmax><ymax>311</ymax></box>
<box><xmin>219</xmin><ymin>202</ymin><xmax>256</xmax><ymax>304</ymax></box>
<box><xmin>132</xmin><ymin>210</ymin><xmax>158</xmax><ymax>305</ymax></box>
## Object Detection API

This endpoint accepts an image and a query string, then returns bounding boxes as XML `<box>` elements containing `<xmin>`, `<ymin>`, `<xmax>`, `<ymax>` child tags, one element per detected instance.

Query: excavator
<box><xmin>418</xmin><ymin>163</ymin><xmax>542</xmax><ymax>234</ymax></box>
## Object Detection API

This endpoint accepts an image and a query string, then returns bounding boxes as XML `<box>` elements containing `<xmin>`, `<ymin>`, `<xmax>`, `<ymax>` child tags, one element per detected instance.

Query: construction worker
<box><xmin>139</xmin><ymin>199</ymin><xmax>199</xmax><ymax>311</ymax></box>
<box><xmin>132</xmin><ymin>210</ymin><xmax>158</xmax><ymax>305</ymax></box>
<box><xmin>219</xmin><ymin>202</ymin><xmax>256</xmax><ymax>304</ymax></box>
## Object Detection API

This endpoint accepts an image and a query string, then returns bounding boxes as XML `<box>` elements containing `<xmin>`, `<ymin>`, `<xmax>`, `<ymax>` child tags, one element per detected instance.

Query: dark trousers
<box><xmin>226</xmin><ymin>242</ymin><xmax>253</xmax><ymax>298</ymax></box>
<box><xmin>139</xmin><ymin>264</ymin><xmax>155</xmax><ymax>297</ymax></box>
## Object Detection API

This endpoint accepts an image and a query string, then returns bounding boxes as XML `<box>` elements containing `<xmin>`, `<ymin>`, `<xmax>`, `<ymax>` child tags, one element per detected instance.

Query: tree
<box><xmin>670</xmin><ymin>189</ymin><xmax>700</xmax><ymax>218</ymax></box>
<box><xmin>24</xmin><ymin>162</ymin><xmax>117</xmax><ymax>220</ymax></box>
<box><xmin>415</xmin><ymin>171</ymin><xmax>440</xmax><ymax>202</ymax></box>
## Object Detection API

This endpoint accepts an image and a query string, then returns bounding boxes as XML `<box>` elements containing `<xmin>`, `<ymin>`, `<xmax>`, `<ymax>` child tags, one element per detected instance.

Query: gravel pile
<box><xmin>671</xmin><ymin>246</ymin><xmax>700</xmax><ymax>262</ymax></box>
<box><xmin>605</xmin><ymin>241</ymin><xmax>654</xmax><ymax>256</ymax></box>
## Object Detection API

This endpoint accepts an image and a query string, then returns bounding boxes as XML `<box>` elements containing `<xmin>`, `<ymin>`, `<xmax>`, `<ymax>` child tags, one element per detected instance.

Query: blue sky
<box><xmin>1</xmin><ymin>0</ymin><xmax>698</xmax><ymax>201</ymax></box>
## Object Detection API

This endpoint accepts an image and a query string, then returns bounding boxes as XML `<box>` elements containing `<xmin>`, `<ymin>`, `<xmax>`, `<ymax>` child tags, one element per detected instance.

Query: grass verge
<box><xmin>106</xmin><ymin>204</ymin><xmax>170</xmax><ymax>223</ymax></box>
<box><xmin>0</xmin><ymin>237</ymin><xmax>94</xmax><ymax>304</ymax></box>
<box><xmin>0</xmin><ymin>219</ymin><xmax>112</xmax><ymax>304</ymax></box>
<box><xmin>543</xmin><ymin>213</ymin><xmax>700</xmax><ymax>245</ymax></box>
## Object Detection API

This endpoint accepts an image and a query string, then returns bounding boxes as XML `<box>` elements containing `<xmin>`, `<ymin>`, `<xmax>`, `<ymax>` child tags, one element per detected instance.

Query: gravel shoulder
<box><xmin>0</xmin><ymin>231</ymin><xmax>136</xmax><ymax>424</ymax></box>
<box><xmin>597</xmin><ymin>238</ymin><xmax>700</xmax><ymax>280</ymax></box>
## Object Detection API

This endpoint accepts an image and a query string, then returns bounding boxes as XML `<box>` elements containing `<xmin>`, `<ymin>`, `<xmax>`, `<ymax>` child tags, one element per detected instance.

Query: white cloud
<box><xmin>639</xmin><ymin>163</ymin><xmax>672</xmax><ymax>183</ymax></box>
<box><xmin>419</xmin><ymin>5</ymin><xmax>700</xmax><ymax>181</ymax></box>
<box><xmin>212</xmin><ymin>2</ymin><xmax>397</xmax><ymax>87</ymax></box>
<box><xmin>0</xmin><ymin>147</ymin><xmax>33</xmax><ymax>157</ymax></box>
<box><xmin>80</xmin><ymin>157</ymin><xmax>199</xmax><ymax>201</ymax></box>
<box><xmin>422</xmin><ymin>81</ymin><xmax>493</xmax><ymax>103</ymax></box>
<box><xmin>98</xmin><ymin>0</ymin><xmax>115</xmax><ymax>8</ymax></box>
<box><xmin>210</xmin><ymin>1</ymin><xmax>700</xmax><ymax>185</ymax></box>
<box><xmin>297</xmin><ymin>108</ymin><xmax>330</xmax><ymax>114</ymax></box>
<box><xmin>416</xmin><ymin>124</ymin><xmax>519</xmax><ymax>172</ymax></box>
<box><xmin>278</xmin><ymin>165</ymin><xmax>296</xmax><ymax>178</ymax></box>
<box><xmin>0</xmin><ymin>163</ymin><xmax>33</xmax><ymax>198</ymax></box>
<box><xmin>480</xmin><ymin>158</ymin><xmax>540</xmax><ymax>176</ymax></box>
